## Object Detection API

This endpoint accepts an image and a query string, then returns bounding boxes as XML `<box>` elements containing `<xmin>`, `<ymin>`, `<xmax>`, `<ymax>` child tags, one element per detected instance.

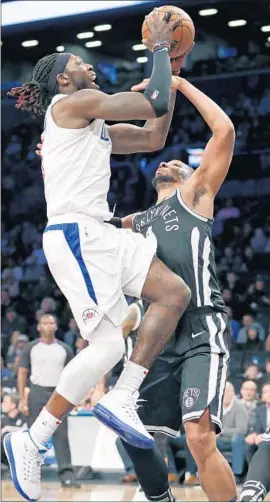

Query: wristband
<box><xmin>153</xmin><ymin>42</ymin><xmax>170</xmax><ymax>53</ymax></box>
<box><xmin>105</xmin><ymin>217</ymin><xmax>122</xmax><ymax>228</ymax></box>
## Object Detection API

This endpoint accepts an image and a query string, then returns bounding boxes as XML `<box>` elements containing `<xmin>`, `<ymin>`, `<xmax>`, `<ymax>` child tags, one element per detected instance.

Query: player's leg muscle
<box><xmin>184</xmin><ymin>408</ymin><xmax>236</xmax><ymax>501</ymax></box>
<box><xmin>131</xmin><ymin>256</ymin><xmax>191</xmax><ymax>368</ymax></box>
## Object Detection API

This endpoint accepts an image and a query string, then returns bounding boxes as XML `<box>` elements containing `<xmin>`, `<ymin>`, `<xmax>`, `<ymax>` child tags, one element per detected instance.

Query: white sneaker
<box><xmin>92</xmin><ymin>390</ymin><xmax>154</xmax><ymax>449</ymax></box>
<box><xmin>4</xmin><ymin>430</ymin><xmax>47</xmax><ymax>501</ymax></box>
<box><xmin>132</xmin><ymin>486</ymin><xmax>149</xmax><ymax>501</ymax></box>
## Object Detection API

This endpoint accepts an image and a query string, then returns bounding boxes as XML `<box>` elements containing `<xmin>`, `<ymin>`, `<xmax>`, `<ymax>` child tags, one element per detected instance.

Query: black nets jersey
<box><xmin>133</xmin><ymin>189</ymin><xmax>226</xmax><ymax>314</ymax></box>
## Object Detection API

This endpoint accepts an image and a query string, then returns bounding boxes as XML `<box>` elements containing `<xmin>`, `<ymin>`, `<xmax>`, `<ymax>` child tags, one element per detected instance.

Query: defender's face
<box><xmin>153</xmin><ymin>160</ymin><xmax>182</xmax><ymax>191</ymax></box>
<box><xmin>65</xmin><ymin>55</ymin><xmax>99</xmax><ymax>90</ymax></box>
<box><xmin>155</xmin><ymin>160</ymin><xmax>182</xmax><ymax>181</ymax></box>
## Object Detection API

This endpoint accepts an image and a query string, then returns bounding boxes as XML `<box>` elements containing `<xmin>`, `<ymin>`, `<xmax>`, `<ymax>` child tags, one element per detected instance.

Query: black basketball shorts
<box><xmin>137</xmin><ymin>310</ymin><xmax>230</xmax><ymax>436</ymax></box>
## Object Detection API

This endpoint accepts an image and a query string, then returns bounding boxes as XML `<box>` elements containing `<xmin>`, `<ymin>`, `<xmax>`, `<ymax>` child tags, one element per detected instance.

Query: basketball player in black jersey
<box><xmin>109</xmin><ymin>75</ymin><xmax>237</xmax><ymax>502</ymax></box>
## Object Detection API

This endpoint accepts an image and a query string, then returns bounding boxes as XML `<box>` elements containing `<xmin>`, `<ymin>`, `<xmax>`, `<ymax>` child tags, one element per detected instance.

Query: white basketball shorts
<box><xmin>43</xmin><ymin>214</ymin><xmax>156</xmax><ymax>340</ymax></box>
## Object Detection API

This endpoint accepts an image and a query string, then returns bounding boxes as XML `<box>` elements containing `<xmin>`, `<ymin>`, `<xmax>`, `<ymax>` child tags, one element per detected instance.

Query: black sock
<box><xmin>121</xmin><ymin>440</ymin><xmax>170</xmax><ymax>499</ymax></box>
<box><xmin>240</xmin><ymin>441</ymin><xmax>270</xmax><ymax>501</ymax></box>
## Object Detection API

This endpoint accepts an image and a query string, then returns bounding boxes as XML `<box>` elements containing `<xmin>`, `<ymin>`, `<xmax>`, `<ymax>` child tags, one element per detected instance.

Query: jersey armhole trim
<box><xmin>49</xmin><ymin>95</ymin><xmax>93</xmax><ymax>134</ymax></box>
<box><xmin>177</xmin><ymin>189</ymin><xmax>208</xmax><ymax>222</ymax></box>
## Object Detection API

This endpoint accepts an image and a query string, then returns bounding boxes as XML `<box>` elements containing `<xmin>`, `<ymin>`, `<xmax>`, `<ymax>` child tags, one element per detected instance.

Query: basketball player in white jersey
<box><xmin>4</xmin><ymin>12</ymin><xmax>191</xmax><ymax>501</ymax></box>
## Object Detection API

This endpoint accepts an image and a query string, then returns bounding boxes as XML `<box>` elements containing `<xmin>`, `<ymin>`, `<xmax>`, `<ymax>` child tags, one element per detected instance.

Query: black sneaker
<box><xmin>61</xmin><ymin>478</ymin><xmax>81</xmax><ymax>489</ymax></box>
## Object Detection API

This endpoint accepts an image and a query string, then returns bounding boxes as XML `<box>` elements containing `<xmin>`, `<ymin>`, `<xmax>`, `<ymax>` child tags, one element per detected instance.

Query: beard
<box><xmin>152</xmin><ymin>174</ymin><xmax>177</xmax><ymax>190</ymax></box>
<box><xmin>72</xmin><ymin>74</ymin><xmax>99</xmax><ymax>91</ymax></box>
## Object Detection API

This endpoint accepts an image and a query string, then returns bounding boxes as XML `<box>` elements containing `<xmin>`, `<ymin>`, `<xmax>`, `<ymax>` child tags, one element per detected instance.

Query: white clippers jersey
<box><xmin>42</xmin><ymin>94</ymin><xmax>113</xmax><ymax>222</ymax></box>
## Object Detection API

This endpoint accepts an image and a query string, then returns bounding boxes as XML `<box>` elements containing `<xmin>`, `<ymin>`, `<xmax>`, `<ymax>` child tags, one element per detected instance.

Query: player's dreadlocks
<box><xmin>7</xmin><ymin>52</ymin><xmax>71</xmax><ymax>117</ymax></box>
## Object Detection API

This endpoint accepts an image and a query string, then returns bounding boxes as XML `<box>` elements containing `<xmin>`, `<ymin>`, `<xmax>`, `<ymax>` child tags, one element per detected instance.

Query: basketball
<box><xmin>142</xmin><ymin>5</ymin><xmax>195</xmax><ymax>58</ymax></box>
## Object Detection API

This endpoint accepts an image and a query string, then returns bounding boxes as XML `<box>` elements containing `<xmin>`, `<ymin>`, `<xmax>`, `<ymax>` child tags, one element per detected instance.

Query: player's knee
<box><xmin>184</xmin><ymin>421</ymin><xmax>216</xmax><ymax>465</ymax></box>
<box><xmin>164</xmin><ymin>276</ymin><xmax>191</xmax><ymax>311</ymax></box>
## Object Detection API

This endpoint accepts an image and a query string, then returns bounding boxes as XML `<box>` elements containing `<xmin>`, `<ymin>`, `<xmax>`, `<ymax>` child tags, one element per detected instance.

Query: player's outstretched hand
<box><xmin>143</xmin><ymin>8</ymin><xmax>180</xmax><ymax>52</ymax></box>
<box><xmin>131</xmin><ymin>75</ymin><xmax>182</xmax><ymax>93</ymax></box>
<box><xmin>35</xmin><ymin>142</ymin><xmax>42</xmax><ymax>157</ymax></box>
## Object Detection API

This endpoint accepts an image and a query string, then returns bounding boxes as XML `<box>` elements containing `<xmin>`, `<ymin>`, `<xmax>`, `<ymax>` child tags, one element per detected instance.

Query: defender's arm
<box><xmin>175</xmin><ymin>77</ymin><xmax>235</xmax><ymax>196</ymax></box>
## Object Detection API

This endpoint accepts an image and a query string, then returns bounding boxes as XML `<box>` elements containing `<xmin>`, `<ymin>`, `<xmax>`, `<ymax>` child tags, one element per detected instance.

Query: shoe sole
<box><xmin>3</xmin><ymin>433</ymin><xmax>40</xmax><ymax>501</ymax></box>
<box><xmin>92</xmin><ymin>404</ymin><xmax>154</xmax><ymax>449</ymax></box>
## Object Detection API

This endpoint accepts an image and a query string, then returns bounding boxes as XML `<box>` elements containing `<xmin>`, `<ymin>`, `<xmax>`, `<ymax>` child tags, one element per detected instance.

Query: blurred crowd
<box><xmin>1</xmin><ymin>68</ymin><xmax>270</xmax><ymax>484</ymax></box>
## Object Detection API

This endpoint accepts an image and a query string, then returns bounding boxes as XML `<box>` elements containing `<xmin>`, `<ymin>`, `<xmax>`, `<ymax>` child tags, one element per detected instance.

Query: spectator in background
<box><xmin>215</xmin><ymin>198</ymin><xmax>240</xmax><ymax>223</ymax></box>
<box><xmin>1</xmin><ymin>357</ymin><xmax>16</xmax><ymax>390</ymax></box>
<box><xmin>5</xmin><ymin>330</ymin><xmax>21</xmax><ymax>367</ymax></box>
<box><xmin>237</xmin><ymin>314</ymin><xmax>265</xmax><ymax>344</ymax></box>
<box><xmin>246</xmin><ymin>279</ymin><xmax>270</xmax><ymax>312</ymax></box>
<box><xmin>1</xmin><ymin>289</ymin><xmax>12</xmax><ymax>317</ymax></box>
<box><xmin>245</xmin><ymin>327</ymin><xmax>263</xmax><ymax>350</ymax></box>
<box><xmin>40</xmin><ymin>296</ymin><xmax>56</xmax><ymax>314</ymax></box>
<box><xmin>261</xmin><ymin>358</ymin><xmax>270</xmax><ymax>386</ymax></box>
<box><xmin>243</xmin><ymin>363</ymin><xmax>263</xmax><ymax>387</ymax></box>
<box><xmin>216</xmin><ymin>382</ymin><xmax>248</xmax><ymax>482</ymax></box>
<box><xmin>219</xmin><ymin>247</ymin><xmax>242</xmax><ymax>273</ymax></box>
<box><xmin>226</xmin><ymin>306</ymin><xmax>240</xmax><ymax>342</ymax></box>
<box><xmin>64</xmin><ymin>318</ymin><xmax>80</xmax><ymax>351</ymax></box>
<box><xmin>245</xmin><ymin>383</ymin><xmax>270</xmax><ymax>464</ymax></box>
<box><xmin>6</xmin><ymin>333</ymin><xmax>29</xmax><ymax>369</ymax></box>
<box><xmin>1</xmin><ymin>394</ymin><xmax>26</xmax><ymax>468</ymax></box>
<box><xmin>1</xmin><ymin>307</ymin><xmax>27</xmax><ymax>339</ymax></box>
<box><xmin>239</xmin><ymin>381</ymin><xmax>258</xmax><ymax>417</ymax></box>
<box><xmin>250</xmin><ymin>228</ymin><xmax>268</xmax><ymax>252</ymax></box>
<box><xmin>1</xmin><ymin>268</ymin><xmax>19</xmax><ymax>299</ymax></box>
<box><xmin>33</xmin><ymin>274</ymin><xmax>53</xmax><ymax>301</ymax></box>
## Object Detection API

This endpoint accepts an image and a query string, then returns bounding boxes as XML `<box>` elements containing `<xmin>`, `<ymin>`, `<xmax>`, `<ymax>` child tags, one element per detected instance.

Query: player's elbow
<box><xmin>155</xmin><ymin>102</ymin><xmax>170</xmax><ymax>118</ymax></box>
<box><xmin>149</xmin><ymin>133</ymin><xmax>166</xmax><ymax>151</ymax></box>
<box><xmin>215</xmin><ymin>119</ymin><xmax>235</xmax><ymax>141</ymax></box>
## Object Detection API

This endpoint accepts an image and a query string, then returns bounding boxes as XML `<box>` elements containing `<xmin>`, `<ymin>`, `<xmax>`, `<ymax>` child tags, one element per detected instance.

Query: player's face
<box><xmin>38</xmin><ymin>316</ymin><xmax>57</xmax><ymax>338</ymax></box>
<box><xmin>65</xmin><ymin>55</ymin><xmax>99</xmax><ymax>91</ymax></box>
<box><xmin>153</xmin><ymin>160</ymin><xmax>182</xmax><ymax>190</ymax></box>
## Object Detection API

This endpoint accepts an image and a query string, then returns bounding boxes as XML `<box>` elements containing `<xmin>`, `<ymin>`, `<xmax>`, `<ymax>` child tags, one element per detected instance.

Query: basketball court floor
<box><xmin>2</xmin><ymin>481</ymin><xmax>270</xmax><ymax>502</ymax></box>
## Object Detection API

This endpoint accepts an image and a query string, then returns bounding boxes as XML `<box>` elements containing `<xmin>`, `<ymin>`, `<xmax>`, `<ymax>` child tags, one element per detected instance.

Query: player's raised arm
<box><xmin>55</xmin><ymin>12</ymin><xmax>180</xmax><ymax>123</ymax></box>
<box><xmin>174</xmin><ymin>76</ymin><xmax>235</xmax><ymax>196</ymax></box>
<box><xmin>107</xmin><ymin>91</ymin><xmax>177</xmax><ymax>154</ymax></box>
<box><xmin>107</xmin><ymin>47</ymin><xmax>193</xmax><ymax>154</ymax></box>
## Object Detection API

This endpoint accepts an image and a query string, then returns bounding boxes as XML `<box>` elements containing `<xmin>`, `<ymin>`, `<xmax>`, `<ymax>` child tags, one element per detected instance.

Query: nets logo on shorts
<box><xmin>183</xmin><ymin>388</ymin><xmax>200</xmax><ymax>410</ymax></box>
<box><xmin>82</xmin><ymin>309</ymin><xmax>99</xmax><ymax>324</ymax></box>
<box><xmin>151</xmin><ymin>90</ymin><xmax>159</xmax><ymax>100</ymax></box>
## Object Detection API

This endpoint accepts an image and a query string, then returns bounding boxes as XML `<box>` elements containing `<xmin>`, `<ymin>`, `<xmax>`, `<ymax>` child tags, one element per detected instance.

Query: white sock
<box><xmin>114</xmin><ymin>360</ymin><xmax>148</xmax><ymax>394</ymax></box>
<box><xmin>30</xmin><ymin>407</ymin><xmax>62</xmax><ymax>447</ymax></box>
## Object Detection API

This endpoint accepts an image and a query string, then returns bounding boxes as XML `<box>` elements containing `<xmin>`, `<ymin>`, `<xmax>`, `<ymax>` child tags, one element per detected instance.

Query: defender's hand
<box><xmin>131</xmin><ymin>75</ymin><xmax>182</xmax><ymax>93</ymax></box>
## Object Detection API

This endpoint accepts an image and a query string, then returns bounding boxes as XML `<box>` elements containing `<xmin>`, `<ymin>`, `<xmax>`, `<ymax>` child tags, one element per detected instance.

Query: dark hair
<box><xmin>7</xmin><ymin>53</ymin><xmax>58</xmax><ymax>117</ymax></box>
<box><xmin>39</xmin><ymin>313</ymin><xmax>57</xmax><ymax>323</ymax></box>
